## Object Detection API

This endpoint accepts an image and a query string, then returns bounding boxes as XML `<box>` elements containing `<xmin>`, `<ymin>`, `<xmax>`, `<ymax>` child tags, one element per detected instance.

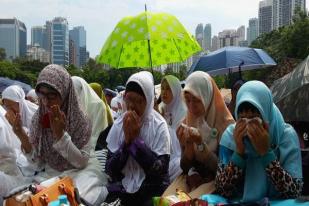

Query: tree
<box><xmin>251</xmin><ymin>10</ymin><xmax>309</xmax><ymax>61</ymax></box>
<box><xmin>67</xmin><ymin>64</ymin><xmax>83</xmax><ymax>77</ymax></box>
<box><xmin>0</xmin><ymin>48</ymin><xmax>6</xmax><ymax>61</ymax></box>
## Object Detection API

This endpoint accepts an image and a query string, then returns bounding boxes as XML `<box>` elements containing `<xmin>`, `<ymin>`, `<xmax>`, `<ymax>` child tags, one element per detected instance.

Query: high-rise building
<box><xmin>69</xmin><ymin>39</ymin><xmax>77</xmax><ymax>66</ymax></box>
<box><xmin>31</xmin><ymin>26</ymin><xmax>48</xmax><ymax>50</ymax></box>
<box><xmin>69</xmin><ymin>26</ymin><xmax>86</xmax><ymax>68</ymax></box>
<box><xmin>218</xmin><ymin>30</ymin><xmax>238</xmax><ymax>48</ymax></box>
<box><xmin>211</xmin><ymin>35</ymin><xmax>220</xmax><ymax>51</ymax></box>
<box><xmin>281</xmin><ymin>0</ymin><xmax>306</xmax><ymax>27</ymax></box>
<box><xmin>27</xmin><ymin>44</ymin><xmax>50</xmax><ymax>63</ymax></box>
<box><xmin>0</xmin><ymin>18</ymin><xmax>27</xmax><ymax>60</ymax></box>
<box><xmin>281</xmin><ymin>0</ymin><xmax>292</xmax><ymax>26</ymax></box>
<box><xmin>259</xmin><ymin>0</ymin><xmax>273</xmax><ymax>35</ymax></box>
<box><xmin>203</xmin><ymin>24</ymin><xmax>212</xmax><ymax>51</ymax></box>
<box><xmin>273</xmin><ymin>0</ymin><xmax>280</xmax><ymax>29</ymax></box>
<box><xmin>51</xmin><ymin>17</ymin><xmax>69</xmax><ymax>66</ymax></box>
<box><xmin>247</xmin><ymin>18</ymin><xmax>259</xmax><ymax>45</ymax></box>
<box><xmin>86</xmin><ymin>51</ymin><xmax>90</xmax><ymax>64</ymax></box>
<box><xmin>272</xmin><ymin>0</ymin><xmax>306</xmax><ymax>29</ymax></box>
<box><xmin>45</xmin><ymin>21</ymin><xmax>52</xmax><ymax>58</ymax></box>
<box><xmin>237</xmin><ymin>25</ymin><xmax>246</xmax><ymax>42</ymax></box>
<box><xmin>80</xmin><ymin>46</ymin><xmax>87</xmax><ymax>68</ymax></box>
<box><xmin>195</xmin><ymin>23</ymin><xmax>203</xmax><ymax>48</ymax></box>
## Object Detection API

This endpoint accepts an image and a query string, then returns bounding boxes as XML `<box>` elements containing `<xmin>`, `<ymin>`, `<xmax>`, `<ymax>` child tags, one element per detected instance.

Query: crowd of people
<box><xmin>0</xmin><ymin>64</ymin><xmax>305</xmax><ymax>205</ymax></box>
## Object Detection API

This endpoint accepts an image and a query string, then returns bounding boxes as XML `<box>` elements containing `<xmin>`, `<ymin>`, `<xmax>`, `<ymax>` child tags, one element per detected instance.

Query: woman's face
<box><xmin>238</xmin><ymin>108</ymin><xmax>262</xmax><ymax>120</ymax></box>
<box><xmin>184</xmin><ymin>91</ymin><xmax>205</xmax><ymax>117</ymax></box>
<box><xmin>124</xmin><ymin>91</ymin><xmax>146</xmax><ymax>117</ymax></box>
<box><xmin>36</xmin><ymin>86</ymin><xmax>62</xmax><ymax>111</ymax></box>
<box><xmin>161</xmin><ymin>79</ymin><xmax>173</xmax><ymax>105</ymax></box>
<box><xmin>2</xmin><ymin>99</ymin><xmax>19</xmax><ymax>114</ymax></box>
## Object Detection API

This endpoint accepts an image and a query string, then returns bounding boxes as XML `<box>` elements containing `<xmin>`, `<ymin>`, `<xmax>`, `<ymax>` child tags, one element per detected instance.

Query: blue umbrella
<box><xmin>189</xmin><ymin>46</ymin><xmax>277</xmax><ymax>76</ymax></box>
<box><xmin>0</xmin><ymin>77</ymin><xmax>32</xmax><ymax>95</ymax></box>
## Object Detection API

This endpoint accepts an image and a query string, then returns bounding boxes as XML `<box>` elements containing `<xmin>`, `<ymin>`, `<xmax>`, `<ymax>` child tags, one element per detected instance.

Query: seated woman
<box><xmin>216</xmin><ymin>80</ymin><xmax>303</xmax><ymax>202</ymax></box>
<box><xmin>26</xmin><ymin>89</ymin><xmax>39</xmax><ymax>105</ymax></box>
<box><xmin>163</xmin><ymin>71</ymin><xmax>234</xmax><ymax>198</ymax></box>
<box><xmin>228</xmin><ymin>79</ymin><xmax>245</xmax><ymax>119</ymax></box>
<box><xmin>105</xmin><ymin>71</ymin><xmax>171</xmax><ymax>206</ymax></box>
<box><xmin>0</xmin><ymin>105</ymin><xmax>29</xmax><ymax>197</ymax></box>
<box><xmin>7</xmin><ymin>64</ymin><xmax>107</xmax><ymax>204</ymax></box>
<box><xmin>72</xmin><ymin>76</ymin><xmax>109</xmax><ymax>148</ymax></box>
<box><xmin>159</xmin><ymin>75</ymin><xmax>186</xmax><ymax>182</ymax></box>
<box><xmin>89</xmin><ymin>82</ymin><xmax>114</xmax><ymax>126</ymax></box>
<box><xmin>2</xmin><ymin>85</ymin><xmax>38</xmax><ymax>133</ymax></box>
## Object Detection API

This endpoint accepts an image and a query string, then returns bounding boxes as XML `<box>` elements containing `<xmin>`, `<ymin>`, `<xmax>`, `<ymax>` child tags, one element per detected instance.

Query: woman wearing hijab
<box><xmin>104</xmin><ymin>71</ymin><xmax>171</xmax><ymax>206</ymax></box>
<box><xmin>73</xmin><ymin>77</ymin><xmax>109</xmax><ymax>148</ymax></box>
<box><xmin>26</xmin><ymin>89</ymin><xmax>39</xmax><ymax>105</ymax></box>
<box><xmin>163</xmin><ymin>71</ymin><xmax>234</xmax><ymax>198</ymax></box>
<box><xmin>228</xmin><ymin>79</ymin><xmax>245</xmax><ymax>119</ymax></box>
<box><xmin>89</xmin><ymin>83</ymin><xmax>114</xmax><ymax>126</ymax></box>
<box><xmin>2</xmin><ymin>85</ymin><xmax>38</xmax><ymax>133</ymax></box>
<box><xmin>7</xmin><ymin>65</ymin><xmax>107</xmax><ymax>204</ymax></box>
<box><xmin>216</xmin><ymin>81</ymin><xmax>303</xmax><ymax>202</ymax></box>
<box><xmin>0</xmin><ymin>105</ymin><xmax>27</xmax><ymax>197</ymax></box>
<box><xmin>159</xmin><ymin>75</ymin><xmax>186</xmax><ymax>182</ymax></box>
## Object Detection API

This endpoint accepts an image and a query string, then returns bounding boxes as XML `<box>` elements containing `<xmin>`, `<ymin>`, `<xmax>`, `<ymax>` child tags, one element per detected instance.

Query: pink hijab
<box><xmin>30</xmin><ymin>64</ymin><xmax>91</xmax><ymax>171</ymax></box>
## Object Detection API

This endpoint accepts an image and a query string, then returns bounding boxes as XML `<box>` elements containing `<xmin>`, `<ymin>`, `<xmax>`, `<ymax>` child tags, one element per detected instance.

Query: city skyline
<box><xmin>1</xmin><ymin>0</ymin><xmax>309</xmax><ymax>58</ymax></box>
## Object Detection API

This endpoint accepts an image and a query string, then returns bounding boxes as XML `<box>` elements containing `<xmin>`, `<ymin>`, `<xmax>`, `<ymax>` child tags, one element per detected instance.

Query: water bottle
<box><xmin>59</xmin><ymin>195</ymin><xmax>70</xmax><ymax>206</ymax></box>
<box><xmin>48</xmin><ymin>194</ymin><xmax>70</xmax><ymax>206</ymax></box>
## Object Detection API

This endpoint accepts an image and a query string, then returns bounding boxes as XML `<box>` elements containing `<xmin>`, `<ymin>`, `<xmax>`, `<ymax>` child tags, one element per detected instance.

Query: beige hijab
<box><xmin>183</xmin><ymin>71</ymin><xmax>234</xmax><ymax>140</ymax></box>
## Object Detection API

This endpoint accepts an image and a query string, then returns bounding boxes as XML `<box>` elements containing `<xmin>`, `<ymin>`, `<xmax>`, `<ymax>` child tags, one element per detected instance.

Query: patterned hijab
<box><xmin>89</xmin><ymin>83</ymin><xmax>114</xmax><ymax>126</ymax></box>
<box><xmin>29</xmin><ymin>64</ymin><xmax>91</xmax><ymax>171</ymax></box>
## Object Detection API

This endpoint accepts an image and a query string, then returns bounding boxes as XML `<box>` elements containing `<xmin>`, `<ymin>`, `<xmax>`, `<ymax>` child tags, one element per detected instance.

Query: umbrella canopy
<box><xmin>97</xmin><ymin>11</ymin><xmax>201</xmax><ymax>68</ymax></box>
<box><xmin>0</xmin><ymin>77</ymin><xmax>32</xmax><ymax>95</ymax></box>
<box><xmin>189</xmin><ymin>46</ymin><xmax>276</xmax><ymax>75</ymax></box>
<box><xmin>271</xmin><ymin>55</ymin><xmax>309</xmax><ymax>122</ymax></box>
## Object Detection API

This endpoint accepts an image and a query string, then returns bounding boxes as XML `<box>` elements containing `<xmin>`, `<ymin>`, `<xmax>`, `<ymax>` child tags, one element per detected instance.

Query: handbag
<box><xmin>4</xmin><ymin>176</ymin><xmax>79</xmax><ymax>206</ymax></box>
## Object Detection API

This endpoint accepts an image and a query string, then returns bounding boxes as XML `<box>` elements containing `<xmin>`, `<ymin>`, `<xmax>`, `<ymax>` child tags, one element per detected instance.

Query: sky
<box><xmin>1</xmin><ymin>0</ymin><xmax>308</xmax><ymax>58</ymax></box>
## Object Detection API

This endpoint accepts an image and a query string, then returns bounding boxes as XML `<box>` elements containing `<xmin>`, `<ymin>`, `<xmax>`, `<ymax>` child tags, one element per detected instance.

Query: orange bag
<box><xmin>5</xmin><ymin>176</ymin><xmax>79</xmax><ymax>206</ymax></box>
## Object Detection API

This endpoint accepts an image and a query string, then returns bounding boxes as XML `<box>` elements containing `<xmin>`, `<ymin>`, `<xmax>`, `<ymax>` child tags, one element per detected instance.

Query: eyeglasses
<box><xmin>36</xmin><ymin>91</ymin><xmax>59</xmax><ymax>101</ymax></box>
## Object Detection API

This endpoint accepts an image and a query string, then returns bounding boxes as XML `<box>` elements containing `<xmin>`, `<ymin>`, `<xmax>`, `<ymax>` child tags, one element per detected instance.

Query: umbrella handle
<box><xmin>238</xmin><ymin>61</ymin><xmax>244</xmax><ymax>80</ymax></box>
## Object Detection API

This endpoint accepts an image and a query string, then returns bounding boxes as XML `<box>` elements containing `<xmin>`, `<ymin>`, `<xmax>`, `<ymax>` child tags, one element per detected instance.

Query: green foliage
<box><xmin>213</xmin><ymin>75</ymin><xmax>225</xmax><ymax>88</ymax></box>
<box><xmin>251</xmin><ymin>10</ymin><xmax>309</xmax><ymax>62</ymax></box>
<box><xmin>0</xmin><ymin>60</ymin><xmax>37</xmax><ymax>86</ymax></box>
<box><xmin>0</xmin><ymin>48</ymin><xmax>6</xmax><ymax>61</ymax></box>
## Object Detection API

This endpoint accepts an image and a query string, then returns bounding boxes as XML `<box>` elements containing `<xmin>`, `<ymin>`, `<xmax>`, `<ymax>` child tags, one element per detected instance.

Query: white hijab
<box><xmin>26</xmin><ymin>89</ymin><xmax>38</xmax><ymax>103</ymax></box>
<box><xmin>160</xmin><ymin>75</ymin><xmax>186</xmax><ymax>130</ymax></box>
<box><xmin>107</xmin><ymin>71</ymin><xmax>171</xmax><ymax>193</ymax></box>
<box><xmin>0</xmin><ymin>105</ymin><xmax>22</xmax><ymax>175</ymax></box>
<box><xmin>72</xmin><ymin>76</ymin><xmax>108</xmax><ymax>151</ymax></box>
<box><xmin>160</xmin><ymin>75</ymin><xmax>186</xmax><ymax>181</ymax></box>
<box><xmin>2</xmin><ymin>85</ymin><xmax>38</xmax><ymax>130</ymax></box>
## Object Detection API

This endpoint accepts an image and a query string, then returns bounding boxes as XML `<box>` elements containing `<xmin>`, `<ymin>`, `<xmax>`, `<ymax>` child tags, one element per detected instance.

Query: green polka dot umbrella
<box><xmin>97</xmin><ymin>11</ymin><xmax>202</xmax><ymax>68</ymax></box>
